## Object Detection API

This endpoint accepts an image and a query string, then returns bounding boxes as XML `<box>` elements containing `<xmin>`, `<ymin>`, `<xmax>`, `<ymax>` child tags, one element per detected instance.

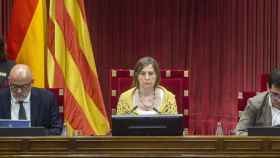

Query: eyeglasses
<box><xmin>10</xmin><ymin>82</ymin><xmax>31</xmax><ymax>91</ymax></box>
<box><xmin>270</xmin><ymin>91</ymin><xmax>280</xmax><ymax>102</ymax></box>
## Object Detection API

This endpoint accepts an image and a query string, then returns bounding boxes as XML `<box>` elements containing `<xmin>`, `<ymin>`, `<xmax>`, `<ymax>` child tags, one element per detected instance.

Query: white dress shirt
<box><xmin>10</xmin><ymin>92</ymin><xmax>31</xmax><ymax>120</ymax></box>
<box><xmin>269</xmin><ymin>94</ymin><xmax>280</xmax><ymax>126</ymax></box>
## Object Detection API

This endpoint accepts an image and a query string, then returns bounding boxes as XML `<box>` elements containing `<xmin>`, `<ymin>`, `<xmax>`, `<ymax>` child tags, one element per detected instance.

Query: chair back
<box><xmin>237</xmin><ymin>91</ymin><xmax>257</xmax><ymax>119</ymax></box>
<box><xmin>260</xmin><ymin>73</ymin><xmax>269</xmax><ymax>92</ymax></box>
<box><xmin>237</xmin><ymin>73</ymin><xmax>269</xmax><ymax>121</ymax></box>
<box><xmin>109</xmin><ymin>69</ymin><xmax>190</xmax><ymax>132</ymax></box>
<box><xmin>46</xmin><ymin>88</ymin><xmax>64</xmax><ymax>122</ymax></box>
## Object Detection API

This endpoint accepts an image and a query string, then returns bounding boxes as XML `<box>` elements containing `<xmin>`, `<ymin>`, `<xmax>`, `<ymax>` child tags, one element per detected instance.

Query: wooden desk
<box><xmin>0</xmin><ymin>136</ymin><xmax>280</xmax><ymax>157</ymax></box>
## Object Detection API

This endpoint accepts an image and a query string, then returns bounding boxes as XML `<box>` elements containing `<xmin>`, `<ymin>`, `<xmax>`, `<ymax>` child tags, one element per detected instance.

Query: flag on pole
<box><xmin>7</xmin><ymin>0</ymin><xmax>46</xmax><ymax>88</ymax></box>
<box><xmin>47</xmin><ymin>0</ymin><xmax>110</xmax><ymax>135</ymax></box>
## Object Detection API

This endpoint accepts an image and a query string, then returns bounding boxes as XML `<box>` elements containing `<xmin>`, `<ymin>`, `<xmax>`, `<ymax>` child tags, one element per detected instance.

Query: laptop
<box><xmin>112</xmin><ymin>114</ymin><xmax>183</xmax><ymax>136</ymax></box>
<box><xmin>0</xmin><ymin>119</ymin><xmax>46</xmax><ymax>136</ymax></box>
<box><xmin>0</xmin><ymin>119</ymin><xmax>31</xmax><ymax>128</ymax></box>
<box><xmin>248</xmin><ymin>126</ymin><xmax>280</xmax><ymax>136</ymax></box>
<box><xmin>0</xmin><ymin>127</ymin><xmax>47</xmax><ymax>136</ymax></box>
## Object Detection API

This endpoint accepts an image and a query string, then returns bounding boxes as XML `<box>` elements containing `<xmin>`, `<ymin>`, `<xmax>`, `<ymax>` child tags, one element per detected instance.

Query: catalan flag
<box><xmin>47</xmin><ymin>0</ymin><xmax>110</xmax><ymax>135</ymax></box>
<box><xmin>7</xmin><ymin>0</ymin><xmax>46</xmax><ymax>88</ymax></box>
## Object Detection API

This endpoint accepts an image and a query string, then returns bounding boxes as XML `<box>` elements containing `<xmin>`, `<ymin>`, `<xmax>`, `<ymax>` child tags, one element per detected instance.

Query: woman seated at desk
<box><xmin>116</xmin><ymin>56</ymin><xmax>177</xmax><ymax>115</ymax></box>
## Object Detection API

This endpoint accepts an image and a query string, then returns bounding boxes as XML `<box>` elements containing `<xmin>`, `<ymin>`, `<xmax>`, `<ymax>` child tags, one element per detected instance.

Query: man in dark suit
<box><xmin>0</xmin><ymin>64</ymin><xmax>62</xmax><ymax>135</ymax></box>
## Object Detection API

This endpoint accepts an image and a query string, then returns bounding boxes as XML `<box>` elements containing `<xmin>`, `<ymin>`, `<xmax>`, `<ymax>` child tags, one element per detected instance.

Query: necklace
<box><xmin>138</xmin><ymin>90</ymin><xmax>156</xmax><ymax>110</ymax></box>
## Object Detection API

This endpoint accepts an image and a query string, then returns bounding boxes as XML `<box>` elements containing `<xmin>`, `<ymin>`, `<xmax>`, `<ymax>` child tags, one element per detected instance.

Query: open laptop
<box><xmin>248</xmin><ymin>126</ymin><xmax>280</xmax><ymax>136</ymax></box>
<box><xmin>0</xmin><ymin>119</ymin><xmax>31</xmax><ymax>128</ymax></box>
<box><xmin>0</xmin><ymin>119</ymin><xmax>47</xmax><ymax>136</ymax></box>
<box><xmin>112</xmin><ymin>114</ymin><xmax>183</xmax><ymax>136</ymax></box>
<box><xmin>0</xmin><ymin>127</ymin><xmax>47</xmax><ymax>136</ymax></box>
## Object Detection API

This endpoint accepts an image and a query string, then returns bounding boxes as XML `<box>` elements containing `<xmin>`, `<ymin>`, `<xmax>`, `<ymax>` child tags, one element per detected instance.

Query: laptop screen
<box><xmin>0</xmin><ymin>119</ymin><xmax>46</xmax><ymax>136</ymax></box>
<box><xmin>0</xmin><ymin>127</ymin><xmax>47</xmax><ymax>136</ymax></box>
<box><xmin>112</xmin><ymin>114</ymin><xmax>183</xmax><ymax>136</ymax></box>
<box><xmin>248</xmin><ymin>126</ymin><xmax>280</xmax><ymax>136</ymax></box>
<box><xmin>0</xmin><ymin>119</ymin><xmax>31</xmax><ymax>128</ymax></box>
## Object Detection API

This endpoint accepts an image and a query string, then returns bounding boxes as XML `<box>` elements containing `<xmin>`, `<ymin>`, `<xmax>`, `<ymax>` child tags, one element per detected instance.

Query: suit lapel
<box><xmin>264</xmin><ymin>102</ymin><xmax>272</xmax><ymax>126</ymax></box>
<box><xmin>30</xmin><ymin>88</ymin><xmax>40</xmax><ymax>126</ymax></box>
<box><xmin>255</xmin><ymin>93</ymin><xmax>272</xmax><ymax>126</ymax></box>
<box><xmin>260</xmin><ymin>94</ymin><xmax>272</xmax><ymax>126</ymax></box>
<box><xmin>4</xmin><ymin>89</ymin><xmax>11</xmax><ymax>119</ymax></box>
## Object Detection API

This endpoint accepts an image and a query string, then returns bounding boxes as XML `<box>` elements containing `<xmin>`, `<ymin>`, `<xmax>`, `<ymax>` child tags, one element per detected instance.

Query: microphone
<box><xmin>129</xmin><ymin>106</ymin><xmax>161</xmax><ymax>114</ymax></box>
<box><xmin>152</xmin><ymin>107</ymin><xmax>161</xmax><ymax>114</ymax></box>
<box><xmin>238</xmin><ymin>128</ymin><xmax>248</xmax><ymax>132</ymax></box>
<box><xmin>129</xmin><ymin>106</ymin><xmax>138</xmax><ymax>114</ymax></box>
<box><xmin>234</xmin><ymin>128</ymin><xmax>248</xmax><ymax>135</ymax></box>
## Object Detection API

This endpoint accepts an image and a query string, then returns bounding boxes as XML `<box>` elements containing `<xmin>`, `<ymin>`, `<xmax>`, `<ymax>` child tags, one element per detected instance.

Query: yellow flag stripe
<box><xmin>62</xmin><ymin>0</ymin><xmax>108</xmax><ymax>119</ymax></box>
<box><xmin>47</xmin><ymin>49</ymin><xmax>55</xmax><ymax>87</ymax></box>
<box><xmin>63</xmin><ymin>0</ymin><xmax>97</xmax><ymax>73</ymax></box>
<box><xmin>49</xmin><ymin>1</ymin><xmax>109</xmax><ymax>134</ymax></box>
<box><xmin>63</xmin><ymin>50</ymin><xmax>109</xmax><ymax>134</ymax></box>
<box><xmin>55</xmin><ymin>20</ymin><xmax>107</xmax><ymax>135</ymax></box>
<box><xmin>16</xmin><ymin>0</ymin><xmax>45</xmax><ymax>88</ymax></box>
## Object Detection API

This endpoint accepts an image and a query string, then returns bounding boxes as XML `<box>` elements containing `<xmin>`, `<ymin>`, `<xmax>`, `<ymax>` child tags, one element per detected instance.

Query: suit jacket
<box><xmin>235</xmin><ymin>91</ymin><xmax>271</xmax><ymax>135</ymax></box>
<box><xmin>0</xmin><ymin>87</ymin><xmax>63</xmax><ymax>135</ymax></box>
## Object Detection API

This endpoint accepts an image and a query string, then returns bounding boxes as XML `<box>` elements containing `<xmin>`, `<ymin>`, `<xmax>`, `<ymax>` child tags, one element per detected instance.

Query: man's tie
<box><xmin>18</xmin><ymin>101</ymin><xmax>26</xmax><ymax>120</ymax></box>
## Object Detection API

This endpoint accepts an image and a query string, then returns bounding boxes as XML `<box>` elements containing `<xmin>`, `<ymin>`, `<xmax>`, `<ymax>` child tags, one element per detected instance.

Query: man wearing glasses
<box><xmin>235</xmin><ymin>68</ymin><xmax>280</xmax><ymax>135</ymax></box>
<box><xmin>0</xmin><ymin>64</ymin><xmax>62</xmax><ymax>135</ymax></box>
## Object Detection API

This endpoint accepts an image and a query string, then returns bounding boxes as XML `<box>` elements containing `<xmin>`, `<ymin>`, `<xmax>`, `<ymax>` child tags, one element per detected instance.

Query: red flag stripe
<box><xmin>77</xmin><ymin>0</ymin><xmax>86</xmax><ymax>22</ymax></box>
<box><xmin>47</xmin><ymin>46</ymin><xmax>95</xmax><ymax>135</ymax></box>
<box><xmin>64</xmin><ymin>89</ymin><xmax>96</xmax><ymax>135</ymax></box>
<box><xmin>55</xmin><ymin>0</ymin><xmax>107</xmax><ymax>117</ymax></box>
<box><xmin>47</xmin><ymin>18</ymin><xmax>55</xmax><ymax>56</ymax></box>
<box><xmin>7</xmin><ymin>0</ymin><xmax>38</xmax><ymax>60</ymax></box>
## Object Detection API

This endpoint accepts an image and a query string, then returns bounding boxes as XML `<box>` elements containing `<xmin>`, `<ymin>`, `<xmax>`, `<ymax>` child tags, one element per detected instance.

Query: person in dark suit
<box><xmin>0</xmin><ymin>64</ymin><xmax>62</xmax><ymax>135</ymax></box>
<box><xmin>0</xmin><ymin>36</ymin><xmax>15</xmax><ymax>88</ymax></box>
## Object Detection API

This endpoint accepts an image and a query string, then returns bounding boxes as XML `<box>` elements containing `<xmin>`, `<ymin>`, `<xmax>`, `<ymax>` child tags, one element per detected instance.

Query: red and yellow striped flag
<box><xmin>47</xmin><ymin>0</ymin><xmax>110</xmax><ymax>135</ymax></box>
<box><xmin>7</xmin><ymin>0</ymin><xmax>46</xmax><ymax>88</ymax></box>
